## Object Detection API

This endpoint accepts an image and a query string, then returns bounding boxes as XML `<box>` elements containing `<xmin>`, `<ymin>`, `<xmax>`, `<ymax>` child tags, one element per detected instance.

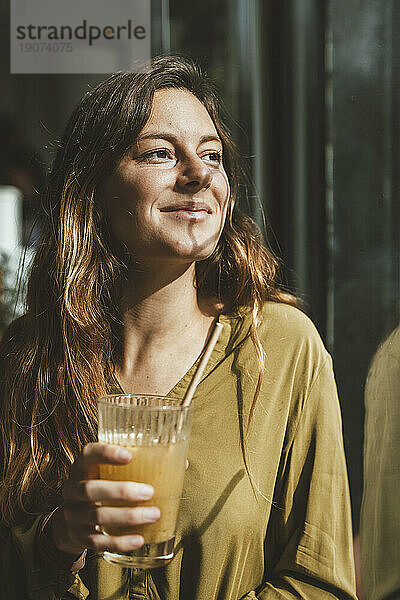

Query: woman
<box><xmin>0</xmin><ymin>55</ymin><xmax>356</xmax><ymax>599</ymax></box>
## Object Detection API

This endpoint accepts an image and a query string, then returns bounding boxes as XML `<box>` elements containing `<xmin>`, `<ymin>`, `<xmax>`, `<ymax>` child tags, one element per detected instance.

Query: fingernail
<box><xmin>136</xmin><ymin>485</ymin><xmax>154</xmax><ymax>500</ymax></box>
<box><xmin>144</xmin><ymin>508</ymin><xmax>160</xmax><ymax>522</ymax></box>
<box><xmin>116</xmin><ymin>448</ymin><xmax>132</xmax><ymax>460</ymax></box>
<box><xmin>129</xmin><ymin>535</ymin><xmax>144</xmax><ymax>547</ymax></box>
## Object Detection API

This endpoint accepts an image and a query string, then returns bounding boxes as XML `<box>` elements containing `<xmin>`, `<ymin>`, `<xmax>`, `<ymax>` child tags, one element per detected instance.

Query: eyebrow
<box><xmin>136</xmin><ymin>132</ymin><xmax>222</xmax><ymax>145</ymax></box>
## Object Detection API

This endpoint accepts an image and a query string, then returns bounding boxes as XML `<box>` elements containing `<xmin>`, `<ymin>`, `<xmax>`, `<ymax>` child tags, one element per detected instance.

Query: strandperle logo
<box><xmin>15</xmin><ymin>19</ymin><xmax>146</xmax><ymax>46</ymax></box>
<box><xmin>10</xmin><ymin>0</ymin><xmax>150</xmax><ymax>74</ymax></box>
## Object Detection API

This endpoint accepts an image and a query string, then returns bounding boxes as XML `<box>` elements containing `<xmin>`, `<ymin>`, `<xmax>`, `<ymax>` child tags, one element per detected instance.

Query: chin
<box><xmin>171</xmin><ymin>245</ymin><xmax>217</xmax><ymax>263</ymax></box>
<box><xmin>168</xmin><ymin>236</ymin><xmax>219</xmax><ymax>261</ymax></box>
<box><xmin>126</xmin><ymin>235</ymin><xmax>220</xmax><ymax>265</ymax></box>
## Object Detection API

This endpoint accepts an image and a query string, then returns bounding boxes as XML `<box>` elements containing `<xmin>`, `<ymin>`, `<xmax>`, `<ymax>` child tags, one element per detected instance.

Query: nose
<box><xmin>176</xmin><ymin>155</ymin><xmax>212</xmax><ymax>193</ymax></box>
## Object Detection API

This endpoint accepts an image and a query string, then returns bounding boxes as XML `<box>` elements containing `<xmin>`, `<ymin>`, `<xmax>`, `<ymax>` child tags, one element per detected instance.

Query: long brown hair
<box><xmin>0</xmin><ymin>55</ymin><xmax>297</xmax><ymax>526</ymax></box>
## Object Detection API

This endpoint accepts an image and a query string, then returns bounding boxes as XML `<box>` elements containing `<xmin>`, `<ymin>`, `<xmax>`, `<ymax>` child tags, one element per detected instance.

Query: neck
<box><xmin>113</xmin><ymin>261</ymin><xmax>220</xmax><ymax>394</ymax></box>
<box><xmin>117</xmin><ymin>261</ymin><xmax>219</xmax><ymax>369</ymax></box>
<box><xmin>122</xmin><ymin>262</ymin><xmax>208</xmax><ymax>337</ymax></box>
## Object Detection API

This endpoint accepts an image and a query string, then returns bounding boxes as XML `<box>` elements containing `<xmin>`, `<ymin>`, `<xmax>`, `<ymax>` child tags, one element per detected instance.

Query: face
<box><xmin>103</xmin><ymin>88</ymin><xmax>230</xmax><ymax>266</ymax></box>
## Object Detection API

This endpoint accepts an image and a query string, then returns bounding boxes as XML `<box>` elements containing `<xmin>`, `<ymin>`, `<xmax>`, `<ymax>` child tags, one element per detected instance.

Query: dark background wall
<box><xmin>329</xmin><ymin>0</ymin><xmax>400</xmax><ymax>527</ymax></box>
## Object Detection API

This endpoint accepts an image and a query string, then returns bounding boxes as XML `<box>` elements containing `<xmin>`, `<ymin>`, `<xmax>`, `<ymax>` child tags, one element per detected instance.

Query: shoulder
<box><xmin>259</xmin><ymin>301</ymin><xmax>322</xmax><ymax>338</ymax></box>
<box><xmin>224</xmin><ymin>301</ymin><xmax>331</xmax><ymax>391</ymax></box>
<box><xmin>365</xmin><ymin>323</ymin><xmax>400</xmax><ymax>411</ymax></box>
<box><xmin>368</xmin><ymin>323</ymin><xmax>400</xmax><ymax>369</ymax></box>
<box><xmin>259</xmin><ymin>303</ymin><xmax>331</xmax><ymax>392</ymax></box>
<box><xmin>228</xmin><ymin>303</ymin><xmax>339</xmax><ymax>442</ymax></box>
<box><xmin>225</xmin><ymin>301</ymin><xmax>328</xmax><ymax>361</ymax></box>
<box><xmin>258</xmin><ymin>302</ymin><xmax>328</xmax><ymax>366</ymax></box>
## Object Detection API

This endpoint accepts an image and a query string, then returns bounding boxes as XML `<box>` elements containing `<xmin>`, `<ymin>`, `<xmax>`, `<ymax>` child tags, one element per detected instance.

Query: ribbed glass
<box><xmin>97</xmin><ymin>394</ymin><xmax>193</xmax><ymax>568</ymax></box>
<box><xmin>97</xmin><ymin>394</ymin><xmax>192</xmax><ymax>446</ymax></box>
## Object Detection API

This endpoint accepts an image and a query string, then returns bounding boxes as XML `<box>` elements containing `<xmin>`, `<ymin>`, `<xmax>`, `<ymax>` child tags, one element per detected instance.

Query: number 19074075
<box><xmin>19</xmin><ymin>42</ymin><xmax>73</xmax><ymax>52</ymax></box>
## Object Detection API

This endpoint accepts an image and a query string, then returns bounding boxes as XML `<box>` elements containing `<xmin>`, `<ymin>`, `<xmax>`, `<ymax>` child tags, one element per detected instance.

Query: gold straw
<box><xmin>181</xmin><ymin>322</ymin><xmax>223</xmax><ymax>407</ymax></box>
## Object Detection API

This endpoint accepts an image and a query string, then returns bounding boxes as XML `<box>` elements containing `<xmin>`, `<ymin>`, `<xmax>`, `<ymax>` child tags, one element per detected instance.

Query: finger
<box><xmin>86</xmin><ymin>533</ymin><xmax>145</xmax><ymax>553</ymax></box>
<box><xmin>66</xmin><ymin>505</ymin><xmax>161</xmax><ymax>528</ymax></box>
<box><xmin>71</xmin><ymin>443</ymin><xmax>132</xmax><ymax>480</ymax></box>
<box><xmin>63</xmin><ymin>479</ymin><xmax>154</xmax><ymax>504</ymax></box>
<box><xmin>67</xmin><ymin>523</ymin><xmax>146</xmax><ymax>553</ymax></box>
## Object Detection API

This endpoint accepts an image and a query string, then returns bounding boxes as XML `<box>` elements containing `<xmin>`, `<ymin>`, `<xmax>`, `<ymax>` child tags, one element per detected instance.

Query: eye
<box><xmin>202</xmin><ymin>150</ymin><xmax>222</xmax><ymax>165</ymax></box>
<box><xmin>138</xmin><ymin>148</ymin><xmax>175</xmax><ymax>163</ymax></box>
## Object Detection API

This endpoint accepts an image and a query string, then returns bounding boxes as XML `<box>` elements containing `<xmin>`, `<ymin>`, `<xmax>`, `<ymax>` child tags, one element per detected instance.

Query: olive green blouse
<box><xmin>0</xmin><ymin>303</ymin><xmax>356</xmax><ymax>599</ymax></box>
<box><xmin>360</xmin><ymin>323</ymin><xmax>400</xmax><ymax>600</ymax></box>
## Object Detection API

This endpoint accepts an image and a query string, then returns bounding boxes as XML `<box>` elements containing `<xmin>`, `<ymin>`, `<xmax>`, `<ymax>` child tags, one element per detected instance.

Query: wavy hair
<box><xmin>0</xmin><ymin>55</ymin><xmax>297</xmax><ymax>526</ymax></box>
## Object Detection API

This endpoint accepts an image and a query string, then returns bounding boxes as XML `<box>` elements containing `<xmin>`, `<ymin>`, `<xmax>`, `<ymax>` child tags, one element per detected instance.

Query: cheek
<box><xmin>107</xmin><ymin>181</ymin><xmax>147</xmax><ymax>226</ymax></box>
<box><xmin>116</xmin><ymin>171</ymin><xmax>172</xmax><ymax>213</ymax></box>
<box><xmin>214</xmin><ymin>172</ymin><xmax>231</xmax><ymax>226</ymax></box>
<box><xmin>215</xmin><ymin>170</ymin><xmax>230</xmax><ymax>208</ymax></box>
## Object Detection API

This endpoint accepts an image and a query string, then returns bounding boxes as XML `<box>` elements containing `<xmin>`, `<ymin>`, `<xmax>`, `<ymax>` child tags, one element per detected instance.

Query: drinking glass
<box><xmin>97</xmin><ymin>394</ymin><xmax>192</xmax><ymax>568</ymax></box>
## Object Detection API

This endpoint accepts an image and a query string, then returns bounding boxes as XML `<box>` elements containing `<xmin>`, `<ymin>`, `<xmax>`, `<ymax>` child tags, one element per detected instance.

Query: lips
<box><xmin>160</xmin><ymin>201</ymin><xmax>212</xmax><ymax>214</ymax></box>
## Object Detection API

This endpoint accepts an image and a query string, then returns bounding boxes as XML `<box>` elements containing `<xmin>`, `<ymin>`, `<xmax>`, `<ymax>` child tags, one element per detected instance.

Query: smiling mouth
<box><xmin>160</xmin><ymin>202</ymin><xmax>212</xmax><ymax>214</ymax></box>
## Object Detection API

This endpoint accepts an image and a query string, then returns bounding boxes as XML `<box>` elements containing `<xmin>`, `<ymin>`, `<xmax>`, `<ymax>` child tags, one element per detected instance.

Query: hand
<box><xmin>50</xmin><ymin>442</ymin><xmax>161</xmax><ymax>557</ymax></box>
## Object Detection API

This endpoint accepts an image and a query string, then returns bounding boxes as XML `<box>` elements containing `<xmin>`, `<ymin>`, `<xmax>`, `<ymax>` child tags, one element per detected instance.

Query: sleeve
<box><xmin>0</xmin><ymin>513</ymin><xmax>89</xmax><ymax>600</ymax></box>
<box><xmin>242</xmin><ymin>355</ymin><xmax>357</xmax><ymax>600</ymax></box>
<box><xmin>360</xmin><ymin>348</ymin><xmax>400</xmax><ymax>600</ymax></box>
